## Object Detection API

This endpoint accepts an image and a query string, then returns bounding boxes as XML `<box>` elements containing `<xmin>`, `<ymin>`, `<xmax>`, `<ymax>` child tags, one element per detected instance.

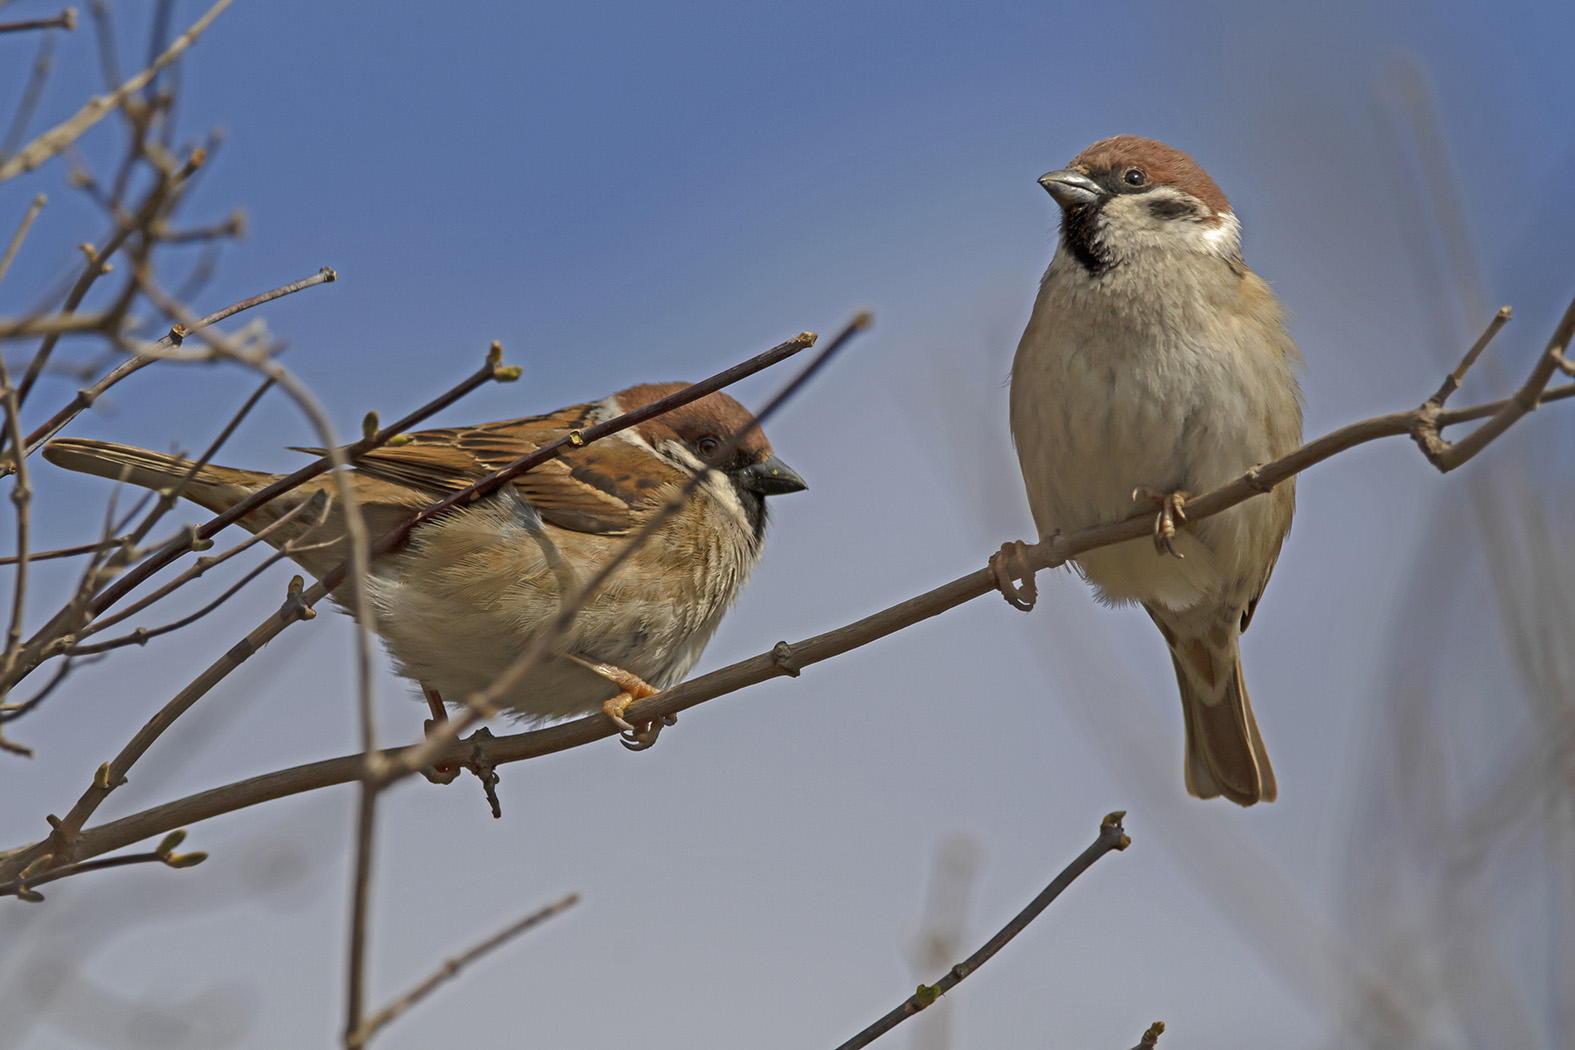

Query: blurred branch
<box><xmin>0</xmin><ymin>0</ymin><xmax>230</xmax><ymax>182</ymax></box>
<box><xmin>0</xmin><ymin>18</ymin><xmax>60</xmax><ymax>163</ymax></box>
<box><xmin>346</xmin><ymin>892</ymin><xmax>580</xmax><ymax>1048</ymax></box>
<box><xmin>0</xmin><ymin>7</ymin><xmax>76</xmax><ymax>34</ymax></box>
<box><xmin>832</xmin><ymin>813</ymin><xmax>1131</xmax><ymax>1050</ymax></box>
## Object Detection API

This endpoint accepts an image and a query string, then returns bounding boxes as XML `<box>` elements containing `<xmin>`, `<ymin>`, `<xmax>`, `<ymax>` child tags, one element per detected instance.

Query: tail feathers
<box><xmin>1147</xmin><ymin>606</ymin><xmax>1277</xmax><ymax>806</ymax></box>
<box><xmin>41</xmin><ymin>438</ymin><xmax>267</xmax><ymax>514</ymax></box>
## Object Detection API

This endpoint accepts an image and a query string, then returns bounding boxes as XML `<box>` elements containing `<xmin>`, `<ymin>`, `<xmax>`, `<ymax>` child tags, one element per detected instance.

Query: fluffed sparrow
<box><xmin>995</xmin><ymin>136</ymin><xmax>1302</xmax><ymax>805</ymax></box>
<box><xmin>45</xmin><ymin>383</ymin><xmax>806</xmax><ymax>747</ymax></box>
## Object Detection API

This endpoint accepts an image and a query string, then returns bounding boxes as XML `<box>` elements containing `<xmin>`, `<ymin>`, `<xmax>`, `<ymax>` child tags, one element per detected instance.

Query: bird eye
<box><xmin>696</xmin><ymin>435</ymin><xmax>721</xmax><ymax>457</ymax></box>
<box><xmin>1123</xmin><ymin>167</ymin><xmax>1147</xmax><ymax>187</ymax></box>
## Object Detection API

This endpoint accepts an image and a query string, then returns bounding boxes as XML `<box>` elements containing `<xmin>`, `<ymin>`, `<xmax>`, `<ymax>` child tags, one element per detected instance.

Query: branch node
<box><xmin>770</xmin><ymin>640</ymin><xmax>801</xmax><ymax>677</ymax></box>
<box><xmin>281</xmin><ymin>575</ymin><xmax>316</xmax><ymax>621</ymax></box>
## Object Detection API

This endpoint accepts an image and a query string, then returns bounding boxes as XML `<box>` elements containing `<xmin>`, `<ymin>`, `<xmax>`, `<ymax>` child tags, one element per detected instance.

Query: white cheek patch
<box><xmin>657</xmin><ymin>439</ymin><xmax>753</xmax><ymax>525</ymax></box>
<box><xmin>1097</xmin><ymin>193</ymin><xmax>1241</xmax><ymax>261</ymax></box>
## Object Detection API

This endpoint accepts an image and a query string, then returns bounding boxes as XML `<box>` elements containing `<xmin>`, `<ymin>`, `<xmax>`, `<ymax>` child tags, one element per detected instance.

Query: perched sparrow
<box><xmin>45</xmin><ymin>384</ymin><xmax>806</xmax><ymax>748</ymax></box>
<box><xmin>994</xmin><ymin>136</ymin><xmax>1302</xmax><ymax>805</ymax></box>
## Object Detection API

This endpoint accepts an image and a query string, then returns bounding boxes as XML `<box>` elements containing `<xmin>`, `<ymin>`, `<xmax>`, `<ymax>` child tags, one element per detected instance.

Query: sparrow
<box><xmin>44</xmin><ymin>383</ymin><xmax>806</xmax><ymax>748</ymax></box>
<box><xmin>992</xmin><ymin>136</ymin><xmax>1303</xmax><ymax>805</ymax></box>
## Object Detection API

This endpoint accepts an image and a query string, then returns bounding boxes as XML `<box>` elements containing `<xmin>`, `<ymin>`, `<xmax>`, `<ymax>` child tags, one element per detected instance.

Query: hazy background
<box><xmin>2</xmin><ymin>1</ymin><xmax>1572</xmax><ymax>1047</ymax></box>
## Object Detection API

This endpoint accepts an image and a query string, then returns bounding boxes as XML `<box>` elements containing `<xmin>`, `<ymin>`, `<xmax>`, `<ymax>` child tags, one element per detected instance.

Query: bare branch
<box><xmin>0</xmin><ymin>23</ymin><xmax>60</xmax><ymax>163</ymax></box>
<box><xmin>0</xmin><ymin>538</ymin><xmax>125</xmax><ymax>566</ymax></box>
<box><xmin>0</xmin><ymin>0</ymin><xmax>231</xmax><ymax>182</ymax></box>
<box><xmin>10</xmin><ymin>267</ymin><xmax>335</xmax><ymax>466</ymax></box>
<box><xmin>7</xmin><ymin>296</ymin><xmax>1570</xmax><ymax>879</ymax></box>
<box><xmin>0</xmin><ymin>8</ymin><xmax>77</xmax><ymax>34</ymax></box>
<box><xmin>0</xmin><ymin>366</ymin><xmax>31</xmax><ymax>678</ymax></box>
<box><xmin>832</xmin><ymin>813</ymin><xmax>1131</xmax><ymax>1050</ymax></box>
<box><xmin>1413</xmin><ymin>292</ymin><xmax>1575</xmax><ymax>470</ymax></box>
<box><xmin>0</xmin><ymin>193</ymin><xmax>46</xmax><ymax>289</ymax></box>
<box><xmin>1</xmin><ymin>827</ymin><xmax>203</xmax><ymax>901</ymax></box>
<box><xmin>347</xmin><ymin>892</ymin><xmax>580</xmax><ymax>1048</ymax></box>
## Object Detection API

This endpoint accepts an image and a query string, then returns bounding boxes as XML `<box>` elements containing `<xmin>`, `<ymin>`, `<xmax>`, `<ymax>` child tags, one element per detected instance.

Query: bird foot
<box><xmin>572</xmin><ymin>656</ymin><xmax>675</xmax><ymax>751</ymax></box>
<box><xmin>419</xmin><ymin>687</ymin><xmax>462</xmax><ymax>785</ymax></box>
<box><xmin>1132</xmin><ymin>487</ymin><xmax>1189</xmax><ymax>559</ymax></box>
<box><xmin>988</xmin><ymin>540</ymin><xmax>1038</xmax><ymax>611</ymax></box>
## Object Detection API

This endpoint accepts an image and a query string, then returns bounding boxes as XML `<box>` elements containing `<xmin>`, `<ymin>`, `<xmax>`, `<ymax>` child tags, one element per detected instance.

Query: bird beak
<box><xmin>736</xmin><ymin>454</ymin><xmax>807</xmax><ymax>495</ymax></box>
<box><xmin>1038</xmin><ymin>168</ymin><xmax>1103</xmax><ymax>209</ymax></box>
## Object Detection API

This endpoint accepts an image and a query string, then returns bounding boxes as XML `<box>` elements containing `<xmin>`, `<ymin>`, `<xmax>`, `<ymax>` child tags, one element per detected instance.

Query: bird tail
<box><xmin>1146</xmin><ymin>606</ymin><xmax>1277</xmax><ymax>806</ymax></box>
<box><xmin>42</xmin><ymin>438</ymin><xmax>270</xmax><ymax>515</ymax></box>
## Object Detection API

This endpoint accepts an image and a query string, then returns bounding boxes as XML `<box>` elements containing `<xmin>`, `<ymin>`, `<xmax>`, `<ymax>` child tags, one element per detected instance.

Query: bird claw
<box><xmin>988</xmin><ymin>540</ymin><xmax>1038</xmax><ymax>612</ymax></box>
<box><xmin>419</xmin><ymin>689</ymin><xmax>462</xmax><ymax>784</ymax></box>
<box><xmin>583</xmin><ymin>657</ymin><xmax>668</xmax><ymax>750</ymax></box>
<box><xmin>1132</xmin><ymin>487</ymin><xmax>1188</xmax><ymax>559</ymax></box>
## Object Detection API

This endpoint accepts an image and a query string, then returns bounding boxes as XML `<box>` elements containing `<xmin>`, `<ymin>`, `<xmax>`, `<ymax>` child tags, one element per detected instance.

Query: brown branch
<box><xmin>0</xmin><ymin>538</ymin><xmax>125</xmax><ymax>566</ymax></box>
<box><xmin>1413</xmin><ymin>293</ymin><xmax>1575</xmax><ymax>469</ymax></box>
<box><xmin>64</xmin><ymin>546</ymin><xmax>294</xmax><ymax>655</ymax></box>
<box><xmin>6</xmin><ymin>266</ymin><xmax>337</xmax><ymax>467</ymax></box>
<box><xmin>6</xmin><ymin>297</ymin><xmax>1572</xmax><ymax>878</ymax></box>
<box><xmin>0</xmin><ymin>362</ymin><xmax>31</xmax><ymax>677</ymax></box>
<box><xmin>347</xmin><ymin>892</ymin><xmax>580</xmax><ymax>1048</ymax></box>
<box><xmin>0</xmin><ymin>193</ymin><xmax>46</xmax><ymax>289</ymax></box>
<box><xmin>0</xmin><ymin>269</ymin><xmax>340</xmax><ymax>696</ymax></box>
<box><xmin>832</xmin><ymin>813</ymin><xmax>1131</xmax><ymax>1050</ymax></box>
<box><xmin>0</xmin><ymin>0</ymin><xmax>230</xmax><ymax>181</ymax></box>
<box><xmin>1</xmin><ymin>827</ymin><xmax>202</xmax><ymax>901</ymax></box>
<box><xmin>75</xmin><ymin>491</ymin><xmax>319</xmax><ymax>642</ymax></box>
<box><xmin>0</xmin><ymin>23</ymin><xmax>59</xmax><ymax>163</ymax></box>
<box><xmin>26</xmin><ymin>575</ymin><xmax>319</xmax><ymax>864</ymax></box>
<box><xmin>0</xmin><ymin>8</ymin><xmax>77</xmax><ymax>34</ymax></box>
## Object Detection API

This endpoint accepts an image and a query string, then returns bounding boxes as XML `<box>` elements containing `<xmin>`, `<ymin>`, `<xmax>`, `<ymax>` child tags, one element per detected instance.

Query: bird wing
<box><xmin>295</xmin><ymin>403</ymin><xmax>685</xmax><ymax>535</ymax></box>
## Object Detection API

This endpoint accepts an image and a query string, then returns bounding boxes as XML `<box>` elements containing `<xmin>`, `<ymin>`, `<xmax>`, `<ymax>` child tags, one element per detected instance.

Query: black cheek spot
<box><xmin>635</xmin><ymin>476</ymin><xmax>658</xmax><ymax>489</ymax></box>
<box><xmin>1146</xmin><ymin>198</ymin><xmax>1196</xmax><ymax>221</ymax></box>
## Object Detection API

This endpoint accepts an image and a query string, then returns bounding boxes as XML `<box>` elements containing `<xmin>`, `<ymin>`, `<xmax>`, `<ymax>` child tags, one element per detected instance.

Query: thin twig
<box><xmin>65</xmin><ymin>547</ymin><xmax>295</xmax><ymax>654</ymax></box>
<box><xmin>348</xmin><ymin>892</ymin><xmax>580</xmax><ymax>1047</ymax></box>
<box><xmin>0</xmin><ymin>8</ymin><xmax>77</xmax><ymax>34</ymax></box>
<box><xmin>0</xmin><ymin>538</ymin><xmax>125</xmax><ymax>566</ymax></box>
<box><xmin>832</xmin><ymin>813</ymin><xmax>1131</xmax><ymax>1050</ymax></box>
<box><xmin>1</xmin><ymin>362</ymin><xmax>32</xmax><ymax>678</ymax></box>
<box><xmin>0</xmin><ymin>194</ymin><xmax>46</xmax><ymax>289</ymax></box>
<box><xmin>1413</xmin><ymin>291</ymin><xmax>1575</xmax><ymax>469</ymax></box>
<box><xmin>1</xmin><ymin>828</ymin><xmax>202</xmax><ymax>901</ymax></box>
<box><xmin>77</xmin><ymin>490</ymin><xmax>319</xmax><ymax>640</ymax></box>
<box><xmin>0</xmin><ymin>0</ymin><xmax>231</xmax><ymax>181</ymax></box>
<box><xmin>1427</xmin><ymin>305</ymin><xmax>1513</xmax><ymax>406</ymax></box>
<box><xmin>87</xmin><ymin>1</ymin><xmax>122</xmax><ymax>89</ymax></box>
<box><xmin>0</xmin><ymin>25</ymin><xmax>59</xmax><ymax>163</ymax></box>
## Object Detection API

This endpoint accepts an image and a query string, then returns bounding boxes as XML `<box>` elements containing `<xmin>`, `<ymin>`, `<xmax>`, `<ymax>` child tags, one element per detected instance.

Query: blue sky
<box><xmin>3</xmin><ymin>1</ymin><xmax>1573</xmax><ymax>1048</ymax></box>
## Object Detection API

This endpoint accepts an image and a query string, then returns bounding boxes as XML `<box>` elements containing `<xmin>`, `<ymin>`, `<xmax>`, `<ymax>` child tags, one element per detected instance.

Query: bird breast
<box><xmin>1010</xmin><ymin>252</ymin><xmax>1300</xmax><ymax>610</ymax></box>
